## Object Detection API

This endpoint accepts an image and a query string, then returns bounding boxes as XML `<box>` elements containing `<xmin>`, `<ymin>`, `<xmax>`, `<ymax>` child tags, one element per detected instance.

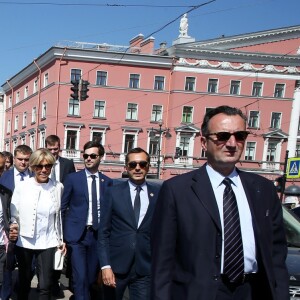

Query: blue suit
<box><xmin>98</xmin><ymin>180</ymin><xmax>160</xmax><ymax>299</ymax></box>
<box><xmin>61</xmin><ymin>169</ymin><xmax>112</xmax><ymax>300</ymax></box>
<box><xmin>0</xmin><ymin>168</ymin><xmax>33</xmax><ymax>192</ymax></box>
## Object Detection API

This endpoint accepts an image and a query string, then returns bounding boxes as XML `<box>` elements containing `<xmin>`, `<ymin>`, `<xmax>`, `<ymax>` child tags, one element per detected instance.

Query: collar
<box><xmin>206</xmin><ymin>164</ymin><xmax>239</xmax><ymax>189</ymax></box>
<box><xmin>85</xmin><ymin>169</ymin><xmax>99</xmax><ymax>179</ymax></box>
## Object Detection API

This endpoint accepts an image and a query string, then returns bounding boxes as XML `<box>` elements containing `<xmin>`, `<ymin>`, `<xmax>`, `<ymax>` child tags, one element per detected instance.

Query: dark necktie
<box><xmin>223</xmin><ymin>178</ymin><xmax>244</xmax><ymax>282</ymax></box>
<box><xmin>51</xmin><ymin>164</ymin><xmax>56</xmax><ymax>182</ymax></box>
<box><xmin>19</xmin><ymin>172</ymin><xmax>25</xmax><ymax>181</ymax></box>
<box><xmin>134</xmin><ymin>186</ymin><xmax>142</xmax><ymax>227</ymax></box>
<box><xmin>91</xmin><ymin>175</ymin><xmax>98</xmax><ymax>230</ymax></box>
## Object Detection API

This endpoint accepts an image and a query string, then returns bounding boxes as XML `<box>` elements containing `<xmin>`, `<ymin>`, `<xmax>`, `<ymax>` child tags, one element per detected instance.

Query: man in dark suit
<box><xmin>0</xmin><ymin>145</ymin><xmax>33</xmax><ymax>191</ymax></box>
<box><xmin>45</xmin><ymin>134</ymin><xmax>76</xmax><ymax>296</ymax></box>
<box><xmin>61</xmin><ymin>141</ymin><xmax>112</xmax><ymax>300</ymax></box>
<box><xmin>151</xmin><ymin>106</ymin><xmax>289</xmax><ymax>300</ymax></box>
<box><xmin>98</xmin><ymin>147</ymin><xmax>160</xmax><ymax>300</ymax></box>
<box><xmin>45</xmin><ymin>135</ymin><xmax>76</xmax><ymax>183</ymax></box>
<box><xmin>0</xmin><ymin>153</ymin><xmax>5</xmax><ymax>177</ymax></box>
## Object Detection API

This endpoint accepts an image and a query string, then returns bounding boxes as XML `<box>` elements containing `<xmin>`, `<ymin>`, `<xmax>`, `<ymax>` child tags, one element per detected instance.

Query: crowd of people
<box><xmin>0</xmin><ymin>105</ymin><xmax>291</xmax><ymax>300</ymax></box>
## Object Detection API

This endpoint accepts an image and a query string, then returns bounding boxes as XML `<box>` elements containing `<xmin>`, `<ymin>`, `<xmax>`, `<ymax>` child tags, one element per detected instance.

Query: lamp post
<box><xmin>149</xmin><ymin>120</ymin><xmax>171</xmax><ymax>179</ymax></box>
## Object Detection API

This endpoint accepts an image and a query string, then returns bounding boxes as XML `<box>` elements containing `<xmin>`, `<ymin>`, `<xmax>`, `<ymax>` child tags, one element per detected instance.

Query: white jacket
<box><xmin>11</xmin><ymin>178</ymin><xmax>64</xmax><ymax>245</ymax></box>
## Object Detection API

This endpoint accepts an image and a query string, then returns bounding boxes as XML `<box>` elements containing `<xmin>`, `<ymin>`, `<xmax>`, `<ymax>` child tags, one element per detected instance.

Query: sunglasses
<box><xmin>206</xmin><ymin>131</ymin><xmax>250</xmax><ymax>142</ymax></box>
<box><xmin>83</xmin><ymin>153</ymin><xmax>99</xmax><ymax>159</ymax></box>
<box><xmin>127</xmin><ymin>161</ymin><xmax>149</xmax><ymax>169</ymax></box>
<box><xmin>34</xmin><ymin>164</ymin><xmax>53</xmax><ymax>171</ymax></box>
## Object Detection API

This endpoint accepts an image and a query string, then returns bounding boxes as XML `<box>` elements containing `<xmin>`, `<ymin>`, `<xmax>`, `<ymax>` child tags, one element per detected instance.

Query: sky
<box><xmin>0</xmin><ymin>0</ymin><xmax>299</xmax><ymax>88</ymax></box>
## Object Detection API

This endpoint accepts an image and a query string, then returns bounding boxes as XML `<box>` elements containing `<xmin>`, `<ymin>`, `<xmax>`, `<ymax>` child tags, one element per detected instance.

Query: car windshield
<box><xmin>283</xmin><ymin>205</ymin><xmax>300</xmax><ymax>248</ymax></box>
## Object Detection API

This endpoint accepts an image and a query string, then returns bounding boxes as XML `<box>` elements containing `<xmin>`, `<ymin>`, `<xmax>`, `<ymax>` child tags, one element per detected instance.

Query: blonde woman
<box><xmin>10</xmin><ymin>148</ymin><xmax>66</xmax><ymax>300</ymax></box>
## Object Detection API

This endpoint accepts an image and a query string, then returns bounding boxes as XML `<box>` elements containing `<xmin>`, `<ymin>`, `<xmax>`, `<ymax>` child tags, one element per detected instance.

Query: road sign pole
<box><xmin>280</xmin><ymin>150</ymin><xmax>289</xmax><ymax>202</ymax></box>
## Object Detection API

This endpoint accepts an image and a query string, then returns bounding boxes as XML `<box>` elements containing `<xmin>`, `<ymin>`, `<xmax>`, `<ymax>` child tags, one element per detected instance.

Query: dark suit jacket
<box><xmin>61</xmin><ymin>169</ymin><xmax>112</xmax><ymax>243</ymax></box>
<box><xmin>0</xmin><ymin>168</ymin><xmax>33</xmax><ymax>192</ymax></box>
<box><xmin>98</xmin><ymin>180</ymin><xmax>160</xmax><ymax>276</ymax></box>
<box><xmin>151</xmin><ymin>166</ymin><xmax>289</xmax><ymax>300</ymax></box>
<box><xmin>58</xmin><ymin>156</ymin><xmax>76</xmax><ymax>183</ymax></box>
<box><xmin>0</xmin><ymin>184</ymin><xmax>12</xmax><ymax>236</ymax></box>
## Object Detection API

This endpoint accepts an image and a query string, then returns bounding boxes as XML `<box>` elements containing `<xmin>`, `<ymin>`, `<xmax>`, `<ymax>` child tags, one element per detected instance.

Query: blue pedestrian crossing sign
<box><xmin>287</xmin><ymin>158</ymin><xmax>300</xmax><ymax>179</ymax></box>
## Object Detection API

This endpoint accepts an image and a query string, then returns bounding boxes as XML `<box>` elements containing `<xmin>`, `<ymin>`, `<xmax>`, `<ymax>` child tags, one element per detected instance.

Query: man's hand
<box><xmin>9</xmin><ymin>223</ymin><xmax>19</xmax><ymax>241</ymax></box>
<box><xmin>102</xmin><ymin>268</ymin><xmax>116</xmax><ymax>288</ymax></box>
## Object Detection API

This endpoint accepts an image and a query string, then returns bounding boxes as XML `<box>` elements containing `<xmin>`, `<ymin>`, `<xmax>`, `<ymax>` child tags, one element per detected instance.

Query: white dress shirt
<box><xmin>128</xmin><ymin>180</ymin><xmax>149</xmax><ymax>228</ymax></box>
<box><xmin>85</xmin><ymin>169</ymin><xmax>100</xmax><ymax>226</ymax></box>
<box><xmin>14</xmin><ymin>167</ymin><xmax>30</xmax><ymax>187</ymax></box>
<box><xmin>206</xmin><ymin>165</ymin><xmax>258</xmax><ymax>274</ymax></box>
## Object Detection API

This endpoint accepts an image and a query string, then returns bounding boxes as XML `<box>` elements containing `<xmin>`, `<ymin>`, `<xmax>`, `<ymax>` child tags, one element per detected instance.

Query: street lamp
<box><xmin>149</xmin><ymin>120</ymin><xmax>171</xmax><ymax>179</ymax></box>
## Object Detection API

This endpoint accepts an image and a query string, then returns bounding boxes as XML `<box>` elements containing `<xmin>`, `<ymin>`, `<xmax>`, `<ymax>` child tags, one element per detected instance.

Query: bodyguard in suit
<box><xmin>61</xmin><ymin>141</ymin><xmax>112</xmax><ymax>300</ymax></box>
<box><xmin>45</xmin><ymin>134</ymin><xmax>76</xmax><ymax>296</ymax></box>
<box><xmin>98</xmin><ymin>147</ymin><xmax>160</xmax><ymax>300</ymax></box>
<box><xmin>0</xmin><ymin>145</ymin><xmax>33</xmax><ymax>191</ymax></box>
<box><xmin>151</xmin><ymin>106</ymin><xmax>289</xmax><ymax>300</ymax></box>
<box><xmin>45</xmin><ymin>134</ymin><xmax>76</xmax><ymax>184</ymax></box>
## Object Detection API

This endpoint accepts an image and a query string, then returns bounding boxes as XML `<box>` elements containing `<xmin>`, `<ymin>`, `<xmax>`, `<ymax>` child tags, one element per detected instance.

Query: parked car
<box><xmin>283</xmin><ymin>206</ymin><xmax>300</xmax><ymax>299</ymax></box>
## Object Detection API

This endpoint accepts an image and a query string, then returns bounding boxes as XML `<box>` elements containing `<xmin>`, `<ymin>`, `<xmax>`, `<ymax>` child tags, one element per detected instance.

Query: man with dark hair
<box><xmin>151</xmin><ymin>105</ymin><xmax>289</xmax><ymax>300</ymax></box>
<box><xmin>0</xmin><ymin>145</ymin><xmax>33</xmax><ymax>192</ymax></box>
<box><xmin>61</xmin><ymin>141</ymin><xmax>112</xmax><ymax>300</ymax></box>
<box><xmin>98</xmin><ymin>147</ymin><xmax>161</xmax><ymax>300</ymax></box>
<box><xmin>45</xmin><ymin>134</ymin><xmax>76</xmax><ymax>183</ymax></box>
<box><xmin>45</xmin><ymin>134</ymin><xmax>76</xmax><ymax>296</ymax></box>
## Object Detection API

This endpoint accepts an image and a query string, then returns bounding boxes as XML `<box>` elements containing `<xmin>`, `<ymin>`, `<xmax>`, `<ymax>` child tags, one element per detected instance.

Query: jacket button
<box><xmin>215</xmin><ymin>254</ymin><xmax>220</xmax><ymax>259</ymax></box>
<box><xmin>213</xmin><ymin>275</ymin><xmax>219</xmax><ymax>281</ymax></box>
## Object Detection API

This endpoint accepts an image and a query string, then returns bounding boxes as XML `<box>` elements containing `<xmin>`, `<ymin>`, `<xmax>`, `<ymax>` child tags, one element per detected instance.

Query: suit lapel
<box><xmin>139</xmin><ymin>183</ymin><xmax>158</xmax><ymax>228</ymax></box>
<box><xmin>121</xmin><ymin>182</ymin><xmax>136</xmax><ymax>225</ymax></box>
<box><xmin>191</xmin><ymin>166</ymin><xmax>222</xmax><ymax>232</ymax></box>
<box><xmin>59</xmin><ymin>158</ymin><xmax>65</xmax><ymax>182</ymax></box>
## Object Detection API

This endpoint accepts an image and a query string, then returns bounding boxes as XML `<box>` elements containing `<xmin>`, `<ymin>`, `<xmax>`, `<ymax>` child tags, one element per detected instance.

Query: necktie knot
<box><xmin>19</xmin><ymin>172</ymin><xmax>25</xmax><ymax>181</ymax></box>
<box><xmin>223</xmin><ymin>178</ymin><xmax>232</xmax><ymax>187</ymax></box>
<box><xmin>91</xmin><ymin>175</ymin><xmax>96</xmax><ymax>181</ymax></box>
<box><xmin>136</xmin><ymin>185</ymin><xmax>142</xmax><ymax>193</ymax></box>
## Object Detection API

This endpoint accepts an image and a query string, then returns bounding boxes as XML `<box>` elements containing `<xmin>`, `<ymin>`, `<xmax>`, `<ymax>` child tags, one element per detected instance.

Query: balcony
<box><xmin>262</xmin><ymin>161</ymin><xmax>281</xmax><ymax>170</ymax></box>
<box><xmin>62</xmin><ymin>149</ymin><xmax>81</xmax><ymax>160</ymax></box>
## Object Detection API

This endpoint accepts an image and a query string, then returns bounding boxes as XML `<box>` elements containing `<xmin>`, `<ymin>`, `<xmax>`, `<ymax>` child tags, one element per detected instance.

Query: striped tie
<box><xmin>223</xmin><ymin>178</ymin><xmax>244</xmax><ymax>282</ymax></box>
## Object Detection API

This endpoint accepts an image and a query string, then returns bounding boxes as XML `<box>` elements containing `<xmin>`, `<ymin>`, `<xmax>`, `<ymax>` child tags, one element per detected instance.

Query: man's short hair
<box><xmin>125</xmin><ymin>147</ymin><xmax>150</xmax><ymax>165</ymax></box>
<box><xmin>14</xmin><ymin>145</ymin><xmax>33</xmax><ymax>157</ymax></box>
<box><xmin>201</xmin><ymin>105</ymin><xmax>247</xmax><ymax>136</ymax></box>
<box><xmin>45</xmin><ymin>135</ymin><xmax>60</xmax><ymax>147</ymax></box>
<box><xmin>83</xmin><ymin>141</ymin><xmax>105</xmax><ymax>157</ymax></box>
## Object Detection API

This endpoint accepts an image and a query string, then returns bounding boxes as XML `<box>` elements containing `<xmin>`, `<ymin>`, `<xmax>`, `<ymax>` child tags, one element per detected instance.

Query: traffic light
<box><xmin>175</xmin><ymin>147</ymin><xmax>181</xmax><ymax>159</ymax></box>
<box><xmin>274</xmin><ymin>176</ymin><xmax>284</xmax><ymax>193</ymax></box>
<box><xmin>70</xmin><ymin>80</ymin><xmax>79</xmax><ymax>100</ymax></box>
<box><xmin>80</xmin><ymin>80</ymin><xmax>90</xmax><ymax>101</ymax></box>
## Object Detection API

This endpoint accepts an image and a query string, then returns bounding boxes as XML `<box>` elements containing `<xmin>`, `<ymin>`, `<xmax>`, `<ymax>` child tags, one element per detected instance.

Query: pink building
<box><xmin>1</xmin><ymin>24</ymin><xmax>300</xmax><ymax>181</ymax></box>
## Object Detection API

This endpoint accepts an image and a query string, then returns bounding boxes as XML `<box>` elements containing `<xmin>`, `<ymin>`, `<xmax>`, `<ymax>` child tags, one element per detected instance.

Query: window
<box><xmin>151</xmin><ymin>105</ymin><xmax>163</xmax><ymax>122</ymax></box>
<box><xmin>266</xmin><ymin>142</ymin><xmax>277</xmax><ymax>162</ymax></box>
<box><xmin>230</xmin><ymin>80</ymin><xmax>241</xmax><ymax>95</ymax></box>
<box><xmin>274</xmin><ymin>83</ymin><xmax>285</xmax><ymax>98</ymax></box>
<box><xmin>179</xmin><ymin>136</ymin><xmax>190</xmax><ymax>156</ymax></box>
<box><xmin>68</xmin><ymin>99</ymin><xmax>80</xmax><ymax>116</ymax></box>
<box><xmin>33</xmin><ymin>79</ymin><xmax>38</xmax><ymax>93</ymax></box>
<box><xmin>154</xmin><ymin>76</ymin><xmax>165</xmax><ymax>90</ymax></box>
<box><xmin>129</xmin><ymin>74</ymin><xmax>140</xmax><ymax>89</ymax></box>
<box><xmin>245</xmin><ymin>142</ymin><xmax>256</xmax><ymax>160</ymax></box>
<box><xmin>40</xmin><ymin>130</ymin><xmax>46</xmax><ymax>148</ymax></box>
<box><xmin>96</xmin><ymin>71</ymin><xmax>107</xmax><ymax>86</ymax></box>
<box><xmin>32</xmin><ymin>107</ymin><xmax>36</xmax><ymax>123</ymax></box>
<box><xmin>44</xmin><ymin>73</ymin><xmax>49</xmax><ymax>87</ymax></box>
<box><xmin>29</xmin><ymin>133</ymin><xmax>35</xmax><ymax>150</ymax></box>
<box><xmin>296</xmin><ymin>144</ymin><xmax>300</xmax><ymax>157</ymax></box>
<box><xmin>7</xmin><ymin>120</ymin><xmax>10</xmax><ymax>134</ymax></box>
<box><xmin>71</xmin><ymin>69</ymin><xmax>81</xmax><ymax>82</ymax></box>
<box><xmin>182</xmin><ymin>106</ymin><xmax>193</xmax><ymax>123</ymax></box>
<box><xmin>148</xmin><ymin>138</ymin><xmax>159</xmax><ymax>155</ymax></box>
<box><xmin>92</xmin><ymin>132</ymin><xmax>103</xmax><ymax>144</ymax></box>
<box><xmin>23</xmin><ymin>112</ymin><xmax>27</xmax><ymax>127</ymax></box>
<box><xmin>66</xmin><ymin>130</ymin><xmax>77</xmax><ymax>149</ymax></box>
<box><xmin>24</xmin><ymin>86</ymin><xmax>29</xmax><ymax>98</ymax></box>
<box><xmin>208</xmin><ymin>79</ymin><xmax>218</xmax><ymax>93</ymax></box>
<box><xmin>185</xmin><ymin>77</ymin><xmax>195</xmax><ymax>91</ymax></box>
<box><xmin>14</xmin><ymin>115</ymin><xmax>19</xmax><ymax>131</ymax></box>
<box><xmin>248</xmin><ymin>111</ymin><xmax>259</xmax><ymax>129</ymax></box>
<box><xmin>126</xmin><ymin>103</ymin><xmax>138</xmax><ymax>120</ymax></box>
<box><xmin>252</xmin><ymin>82</ymin><xmax>263</xmax><ymax>97</ymax></box>
<box><xmin>41</xmin><ymin>102</ymin><xmax>47</xmax><ymax>119</ymax></box>
<box><xmin>20</xmin><ymin>135</ymin><xmax>26</xmax><ymax>145</ymax></box>
<box><xmin>94</xmin><ymin>100</ymin><xmax>105</xmax><ymax>118</ymax></box>
<box><xmin>8</xmin><ymin>96</ymin><xmax>12</xmax><ymax>108</ymax></box>
<box><xmin>16</xmin><ymin>91</ymin><xmax>20</xmax><ymax>103</ymax></box>
<box><xmin>270</xmin><ymin>112</ymin><xmax>281</xmax><ymax>129</ymax></box>
<box><xmin>124</xmin><ymin>134</ymin><xmax>135</xmax><ymax>153</ymax></box>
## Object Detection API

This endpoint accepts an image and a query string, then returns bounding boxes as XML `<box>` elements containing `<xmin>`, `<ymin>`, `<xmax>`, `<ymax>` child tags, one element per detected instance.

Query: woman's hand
<box><xmin>9</xmin><ymin>223</ymin><xmax>19</xmax><ymax>241</ymax></box>
<box><xmin>58</xmin><ymin>242</ymin><xmax>67</xmax><ymax>256</ymax></box>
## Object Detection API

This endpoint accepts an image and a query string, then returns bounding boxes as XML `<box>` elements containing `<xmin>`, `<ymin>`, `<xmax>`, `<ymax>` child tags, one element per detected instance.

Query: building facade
<box><xmin>1</xmin><ymin>24</ymin><xmax>300</xmax><ymax>180</ymax></box>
